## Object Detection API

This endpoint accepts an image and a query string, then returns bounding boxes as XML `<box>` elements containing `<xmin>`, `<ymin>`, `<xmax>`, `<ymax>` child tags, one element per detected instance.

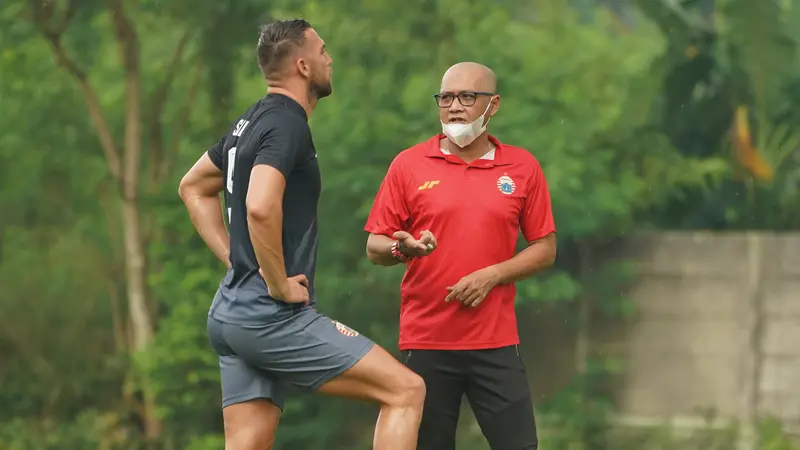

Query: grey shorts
<box><xmin>207</xmin><ymin>307</ymin><xmax>375</xmax><ymax>409</ymax></box>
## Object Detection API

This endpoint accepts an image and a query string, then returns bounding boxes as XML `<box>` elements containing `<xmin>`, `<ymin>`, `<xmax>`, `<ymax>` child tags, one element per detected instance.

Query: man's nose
<box><xmin>448</xmin><ymin>100</ymin><xmax>465</xmax><ymax>113</ymax></box>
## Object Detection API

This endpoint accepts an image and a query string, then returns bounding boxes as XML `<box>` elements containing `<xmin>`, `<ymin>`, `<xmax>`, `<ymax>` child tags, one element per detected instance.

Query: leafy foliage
<box><xmin>1</xmin><ymin>0</ymin><xmax>798</xmax><ymax>448</ymax></box>
<box><xmin>640</xmin><ymin>0</ymin><xmax>800</xmax><ymax>230</ymax></box>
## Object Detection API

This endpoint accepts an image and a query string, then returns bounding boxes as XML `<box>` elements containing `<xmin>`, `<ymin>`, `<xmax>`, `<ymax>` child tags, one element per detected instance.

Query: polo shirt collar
<box><xmin>423</xmin><ymin>134</ymin><xmax>512</xmax><ymax>166</ymax></box>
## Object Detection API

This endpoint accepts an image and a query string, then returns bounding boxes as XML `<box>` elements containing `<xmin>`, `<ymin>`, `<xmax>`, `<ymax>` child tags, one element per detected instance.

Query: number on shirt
<box><xmin>225</xmin><ymin>119</ymin><xmax>249</xmax><ymax>224</ymax></box>
<box><xmin>227</xmin><ymin>147</ymin><xmax>237</xmax><ymax>194</ymax></box>
<box><xmin>226</xmin><ymin>147</ymin><xmax>236</xmax><ymax>223</ymax></box>
<box><xmin>226</xmin><ymin>119</ymin><xmax>250</xmax><ymax>193</ymax></box>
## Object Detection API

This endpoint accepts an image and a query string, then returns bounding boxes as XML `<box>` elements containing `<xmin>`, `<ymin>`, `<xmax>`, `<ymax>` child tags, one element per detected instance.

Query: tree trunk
<box><xmin>113</xmin><ymin>2</ymin><xmax>162</xmax><ymax>436</ymax></box>
<box><xmin>121</xmin><ymin>200</ymin><xmax>153</xmax><ymax>351</ymax></box>
<box><xmin>28</xmin><ymin>0</ymin><xmax>205</xmax><ymax>441</ymax></box>
<box><xmin>29</xmin><ymin>0</ymin><xmax>163</xmax><ymax>440</ymax></box>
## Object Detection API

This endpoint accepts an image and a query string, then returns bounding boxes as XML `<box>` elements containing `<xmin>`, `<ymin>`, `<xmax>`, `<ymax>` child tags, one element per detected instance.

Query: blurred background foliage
<box><xmin>1</xmin><ymin>0</ymin><xmax>799</xmax><ymax>448</ymax></box>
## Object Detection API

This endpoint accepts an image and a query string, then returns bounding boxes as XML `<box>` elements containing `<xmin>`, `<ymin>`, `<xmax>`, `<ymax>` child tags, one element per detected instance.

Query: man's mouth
<box><xmin>448</xmin><ymin>118</ymin><xmax>467</xmax><ymax>124</ymax></box>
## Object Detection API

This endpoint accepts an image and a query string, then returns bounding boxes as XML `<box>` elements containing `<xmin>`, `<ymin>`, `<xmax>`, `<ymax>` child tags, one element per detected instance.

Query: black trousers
<box><xmin>401</xmin><ymin>345</ymin><xmax>538</xmax><ymax>450</ymax></box>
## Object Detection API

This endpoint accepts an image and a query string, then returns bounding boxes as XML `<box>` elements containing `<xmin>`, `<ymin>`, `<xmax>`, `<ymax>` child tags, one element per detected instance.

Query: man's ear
<box><xmin>490</xmin><ymin>95</ymin><xmax>501</xmax><ymax>117</ymax></box>
<box><xmin>296</xmin><ymin>56</ymin><xmax>310</xmax><ymax>78</ymax></box>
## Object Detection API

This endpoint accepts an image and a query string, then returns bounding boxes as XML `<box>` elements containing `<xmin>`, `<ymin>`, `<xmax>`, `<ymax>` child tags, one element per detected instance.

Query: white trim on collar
<box><xmin>439</xmin><ymin>144</ymin><xmax>496</xmax><ymax>160</ymax></box>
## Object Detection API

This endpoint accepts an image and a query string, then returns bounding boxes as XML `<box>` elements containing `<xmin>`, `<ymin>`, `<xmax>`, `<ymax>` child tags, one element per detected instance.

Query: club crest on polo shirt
<box><xmin>333</xmin><ymin>320</ymin><xmax>359</xmax><ymax>337</ymax></box>
<box><xmin>497</xmin><ymin>175</ymin><xmax>516</xmax><ymax>195</ymax></box>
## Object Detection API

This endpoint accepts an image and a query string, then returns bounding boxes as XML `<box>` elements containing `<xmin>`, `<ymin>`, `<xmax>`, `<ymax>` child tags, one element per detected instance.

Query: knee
<box><xmin>222</xmin><ymin>399</ymin><xmax>280</xmax><ymax>450</ymax></box>
<box><xmin>224</xmin><ymin>429</ymin><xmax>275</xmax><ymax>450</ymax></box>
<box><xmin>389</xmin><ymin>370</ymin><xmax>426</xmax><ymax>409</ymax></box>
<box><xmin>224</xmin><ymin>419</ymin><xmax>276</xmax><ymax>450</ymax></box>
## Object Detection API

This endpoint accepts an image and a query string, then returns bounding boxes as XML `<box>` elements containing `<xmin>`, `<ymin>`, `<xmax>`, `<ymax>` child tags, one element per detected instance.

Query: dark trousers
<box><xmin>401</xmin><ymin>345</ymin><xmax>538</xmax><ymax>450</ymax></box>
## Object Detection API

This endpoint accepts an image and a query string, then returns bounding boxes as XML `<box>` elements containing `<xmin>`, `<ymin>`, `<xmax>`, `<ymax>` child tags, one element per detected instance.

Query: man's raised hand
<box><xmin>392</xmin><ymin>230</ymin><xmax>437</xmax><ymax>257</ymax></box>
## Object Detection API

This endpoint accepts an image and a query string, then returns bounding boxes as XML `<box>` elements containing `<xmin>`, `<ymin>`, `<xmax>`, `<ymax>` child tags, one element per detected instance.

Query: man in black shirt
<box><xmin>178</xmin><ymin>19</ymin><xmax>425</xmax><ymax>450</ymax></box>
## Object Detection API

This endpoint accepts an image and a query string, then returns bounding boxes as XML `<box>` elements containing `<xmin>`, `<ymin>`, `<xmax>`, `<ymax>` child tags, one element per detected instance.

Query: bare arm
<box><xmin>497</xmin><ymin>160</ymin><xmax>558</xmax><ymax>284</ymax></box>
<box><xmin>366</xmin><ymin>233</ymin><xmax>402</xmax><ymax>266</ymax></box>
<box><xmin>178</xmin><ymin>153</ymin><xmax>229</xmax><ymax>268</ymax></box>
<box><xmin>245</xmin><ymin>164</ymin><xmax>290</xmax><ymax>298</ymax></box>
<box><xmin>491</xmin><ymin>232</ymin><xmax>557</xmax><ymax>284</ymax></box>
<box><xmin>367</xmin><ymin>230</ymin><xmax>436</xmax><ymax>266</ymax></box>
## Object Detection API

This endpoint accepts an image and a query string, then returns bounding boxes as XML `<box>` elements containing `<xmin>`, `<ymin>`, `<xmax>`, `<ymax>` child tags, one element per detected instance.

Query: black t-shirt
<box><xmin>207</xmin><ymin>93</ymin><xmax>321</xmax><ymax>324</ymax></box>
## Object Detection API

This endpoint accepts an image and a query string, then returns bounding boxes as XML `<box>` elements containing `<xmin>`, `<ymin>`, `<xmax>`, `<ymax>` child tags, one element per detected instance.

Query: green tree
<box><xmin>639</xmin><ymin>0</ymin><xmax>800</xmax><ymax>230</ymax></box>
<box><xmin>2</xmin><ymin>0</ymin><xmax>794</xmax><ymax>448</ymax></box>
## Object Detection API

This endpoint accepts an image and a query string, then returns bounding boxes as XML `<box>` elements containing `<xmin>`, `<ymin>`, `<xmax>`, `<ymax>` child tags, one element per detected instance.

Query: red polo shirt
<box><xmin>364</xmin><ymin>134</ymin><xmax>556</xmax><ymax>351</ymax></box>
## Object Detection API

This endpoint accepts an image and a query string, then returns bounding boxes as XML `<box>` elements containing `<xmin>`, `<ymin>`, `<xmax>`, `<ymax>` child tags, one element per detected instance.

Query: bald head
<box><xmin>436</xmin><ymin>61</ymin><xmax>500</xmax><ymax>128</ymax></box>
<box><xmin>441</xmin><ymin>62</ymin><xmax>497</xmax><ymax>93</ymax></box>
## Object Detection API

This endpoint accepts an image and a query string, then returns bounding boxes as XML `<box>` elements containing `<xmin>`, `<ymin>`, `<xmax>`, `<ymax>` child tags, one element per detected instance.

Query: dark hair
<box><xmin>257</xmin><ymin>19</ymin><xmax>313</xmax><ymax>78</ymax></box>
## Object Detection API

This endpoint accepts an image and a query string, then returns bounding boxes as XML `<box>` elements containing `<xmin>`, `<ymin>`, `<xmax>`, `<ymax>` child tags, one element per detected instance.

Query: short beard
<box><xmin>310</xmin><ymin>78</ymin><xmax>332</xmax><ymax>100</ymax></box>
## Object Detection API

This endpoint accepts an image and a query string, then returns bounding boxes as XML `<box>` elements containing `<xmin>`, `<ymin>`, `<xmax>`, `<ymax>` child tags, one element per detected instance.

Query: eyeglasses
<box><xmin>434</xmin><ymin>91</ymin><xmax>495</xmax><ymax>108</ymax></box>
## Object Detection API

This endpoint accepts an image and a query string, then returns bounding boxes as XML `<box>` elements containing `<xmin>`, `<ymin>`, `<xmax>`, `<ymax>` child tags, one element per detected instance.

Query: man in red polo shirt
<box><xmin>363</xmin><ymin>62</ymin><xmax>556</xmax><ymax>450</ymax></box>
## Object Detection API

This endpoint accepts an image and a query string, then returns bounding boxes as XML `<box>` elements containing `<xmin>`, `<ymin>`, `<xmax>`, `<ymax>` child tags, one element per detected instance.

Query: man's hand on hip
<box><xmin>445</xmin><ymin>267</ymin><xmax>501</xmax><ymax>307</ymax></box>
<box><xmin>393</xmin><ymin>230</ymin><xmax>437</xmax><ymax>258</ymax></box>
<box><xmin>261</xmin><ymin>269</ymin><xmax>310</xmax><ymax>304</ymax></box>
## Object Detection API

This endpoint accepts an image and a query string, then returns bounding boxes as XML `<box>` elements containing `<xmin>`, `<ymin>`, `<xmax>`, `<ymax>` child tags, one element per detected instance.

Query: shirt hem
<box><xmin>398</xmin><ymin>339</ymin><xmax>520</xmax><ymax>351</ymax></box>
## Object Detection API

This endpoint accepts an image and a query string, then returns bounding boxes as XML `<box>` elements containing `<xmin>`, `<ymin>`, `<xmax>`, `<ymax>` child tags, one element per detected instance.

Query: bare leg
<box><xmin>316</xmin><ymin>345</ymin><xmax>426</xmax><ymax>450</ymax></box>
<box><xmin>222</xmin><ymin>399</ymin><xmax>281</xmax><ymax>450</ymax></box>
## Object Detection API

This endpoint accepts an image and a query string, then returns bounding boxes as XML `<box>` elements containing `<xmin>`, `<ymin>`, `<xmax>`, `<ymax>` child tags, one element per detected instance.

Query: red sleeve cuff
<box><xmin>364</xmin><ymin>223</ymin><xmax>396</xmax><ymax>237</ymax></box>
<box><xmin>523</xmin><ymin>226</ymin><xmax>556</xmax><ymax>243</ymax></box>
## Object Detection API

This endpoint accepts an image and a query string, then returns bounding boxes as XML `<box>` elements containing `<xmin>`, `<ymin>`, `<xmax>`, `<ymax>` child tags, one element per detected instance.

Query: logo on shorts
<box><xmin>333</xmin><ymin>320</ymin><xmax>359</xmax><ymax>337</ymax></box>
<box><xmin>497</xmin><ymin>175</ymin><xmax>516</xmax><ymax>195</ymax></box>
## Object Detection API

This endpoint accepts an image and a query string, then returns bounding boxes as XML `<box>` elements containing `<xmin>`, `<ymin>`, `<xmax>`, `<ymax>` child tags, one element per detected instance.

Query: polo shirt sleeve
<box><xmin>520</xmin><ymin>161</ymin><xmax>556</xmax><ymax>242</ymax></box>
<box><xmin>207</xmin><ymin>136</ymin><xmax>226</xmax><ymax>170</ymax></box>
<box><xmin>364</xmin><ymin>156</ymin><xmax>411</xmax><ymax>236</ymax></box>
<box><xmin>253</xmin><ymin>116</ymin><xmax>308</xmax><ymax>179</ymax></box>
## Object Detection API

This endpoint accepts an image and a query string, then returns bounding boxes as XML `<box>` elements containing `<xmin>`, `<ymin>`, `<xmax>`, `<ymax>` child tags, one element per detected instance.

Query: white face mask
<box><xmin>441</xmin><ymin>100</ymin><xmax>493</xmax><ymax>148</ymax></box>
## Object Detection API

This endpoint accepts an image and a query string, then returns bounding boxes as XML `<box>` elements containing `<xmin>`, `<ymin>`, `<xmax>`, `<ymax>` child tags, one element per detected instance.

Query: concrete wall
<box><xmin>595</xmin><ymin>232</ymin><xmax>800</xmax><ymax>436</ymax></box>
<box><xmin>458</xmin><ymin>232</ymin><xmax>800</xmax><ymax>447</ymax></box>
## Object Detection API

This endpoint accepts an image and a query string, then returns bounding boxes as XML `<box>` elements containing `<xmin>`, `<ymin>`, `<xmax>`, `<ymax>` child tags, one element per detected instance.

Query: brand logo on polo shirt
<box><xmin>497</xmin><ymin>175</ymin><xmax>516</xmax><ymax>194</ymax></box>
<box><xmin>418</xmin><ymin>180</ymin><xmax>440</xmax><ymax>190</ymax></box>
<box><xmin>333</xmin><ymin>320</ymin><xmax>359</xmax><ymax>337</ymax></box>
